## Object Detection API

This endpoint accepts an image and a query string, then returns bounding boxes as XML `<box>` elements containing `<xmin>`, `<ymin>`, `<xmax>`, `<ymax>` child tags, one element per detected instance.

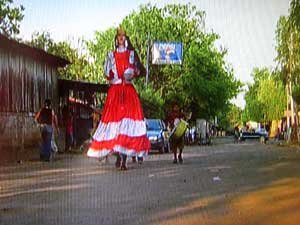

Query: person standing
<box><xmin>35</xmin><ymin>99</ymin><xmax>59</xmax><ymax>161</ymax></box>
<box><xmin>234</xmin><ymin>126</ymin><xmax>240</xmax><ymax>143</ymax></box>
<box><xmin>65</xmin><ymin>110</ymin><xmax>74</xmax><ymax>151</ymax></box>
<box><xmin>87</xmin><ymin>27</ymin><xmax>150</xmax><ymax>170</ymax></box>
<box><xmin>167</xmin><ymin>102</ymin><xmax>186</xmax><ymax>164</ymax></box>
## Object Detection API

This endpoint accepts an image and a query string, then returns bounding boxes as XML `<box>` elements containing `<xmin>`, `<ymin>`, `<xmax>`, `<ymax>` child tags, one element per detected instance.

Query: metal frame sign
<box><xmin>152</xmin><ymin>41</ymin><xmax>183</xmax><ymax>65</ymax></box>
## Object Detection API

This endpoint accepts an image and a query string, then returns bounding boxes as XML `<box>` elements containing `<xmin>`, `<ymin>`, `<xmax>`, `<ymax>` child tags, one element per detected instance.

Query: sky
<box><xmin>15</xmin><ymin>0</ymin><xmax>291</xmax><ymax>108</ymax></box>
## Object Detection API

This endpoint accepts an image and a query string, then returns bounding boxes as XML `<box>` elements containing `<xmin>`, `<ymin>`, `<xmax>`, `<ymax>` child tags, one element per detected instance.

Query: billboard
<box><xmin>152</xmin><ymin>42</ymin><xmax>183</xmax><ymax>65</ymax></box>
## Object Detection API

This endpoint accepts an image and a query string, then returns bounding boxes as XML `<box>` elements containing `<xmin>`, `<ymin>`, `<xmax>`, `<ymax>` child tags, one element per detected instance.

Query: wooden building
<box><xmin>0</xmin><ymin>34</ymin><xmax>69</xmax><ymax>163</ymax></box>
<box><xmin>58</xmin><ymin>79</ymin><xmax>108</xmax><ymax>147</ymax></box>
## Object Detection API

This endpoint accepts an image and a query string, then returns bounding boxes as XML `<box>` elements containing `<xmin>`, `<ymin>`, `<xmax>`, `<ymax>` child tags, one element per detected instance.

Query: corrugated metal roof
<box><xmin>58</xmin><ymin>79</ymin><xmax>109</xmax><ymax>94</ymax></box>
<box><xmin>0</xmin><ymin>34</ymin><xmax>70</xmax><ymax>67</ymax></box>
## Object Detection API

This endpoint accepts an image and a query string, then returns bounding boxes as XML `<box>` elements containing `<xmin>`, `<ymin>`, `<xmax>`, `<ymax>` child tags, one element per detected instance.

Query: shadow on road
<box><xmin>1</xmin><ymin>140</ymin><xmax>300</xmax><ymax>225</ymax></box>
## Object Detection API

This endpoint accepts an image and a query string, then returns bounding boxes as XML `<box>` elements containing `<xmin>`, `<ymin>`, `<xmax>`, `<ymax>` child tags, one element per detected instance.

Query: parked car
<box><xmin>240</xmin><ymin>128</ymin><xmax>269</xmax><ymax>141</ymax></box>
<box><xmin>146</xmin><ymin>119</ymin><xmax>170</xmax><ymax>153</ymax></box>
<box><xmin>256</xmin><ymin>128</ymin><xmax>268</xmax><ymax>137</ymax></box>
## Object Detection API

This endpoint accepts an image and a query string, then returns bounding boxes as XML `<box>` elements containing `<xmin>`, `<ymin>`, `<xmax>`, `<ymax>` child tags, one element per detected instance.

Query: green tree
<box><xmin>243</xmin><ymin>68</ymin><xmax>269</xmax><ymax>122</ymax></box>
<box><xmin>243</xmin><ymin>86</ymin><xmax>264</xmax><ymax>123</ymax></box>
<box><xmin>0</xmin><ymin>0</ymin><xmax>24</xmax><ymax>38</ymax></box>
<box><xmin>180</xmin><ymin>38</ymin><xmax>241</xmax><ymax>120</ymax></box>
<box><xmin>28</xmin><ymin>31</ymin><xmax>91</xmax><ymax>81</ymax></box>
<box><xmin>218</xmin><ymin>104</ymin><xmax>242</xmax><ymax>130</ymax></box>
<box><xmin>275</xmin><ymin>0</ymin><xmax>300</xmax><ymax>141</ymax></box>
<box><xmin>135</xmin><ymin>83</ymin><xmax>165</xmax><ymax>118</ymax></box>
<box><xmin>87</xmin><ymin>3</ymin><xmax>241</xmax><ymax>118</ymax></box>
<box><xmin>86</xmin><ymin>27</ymin><xmax>116</xmax><ymax>83</ymax></box>
<box><xmin>275</xmin><ymin>0</ymin><xmax>300</xmax><ymax>85</ymax></box>
<box><xmin>243</xmin><ymin>68</ymin><xmax>286</xmax><ymax>123</ymax></box>
<box><xmin>120</xmin><ymin>4</ymin><xmax>205</xmax><ymax>95</ymax></box>
<box><xmin>29</xmin><ymin>31</ymin><xmax>56</xmax><ymax>51</ymax></box>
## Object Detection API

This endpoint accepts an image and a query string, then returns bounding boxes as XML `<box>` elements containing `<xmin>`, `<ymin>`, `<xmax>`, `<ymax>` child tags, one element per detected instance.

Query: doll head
<box><xmin>115</xmin><ymin>27</ymin><xmax>127</xmax><ymax>49</ymax></box>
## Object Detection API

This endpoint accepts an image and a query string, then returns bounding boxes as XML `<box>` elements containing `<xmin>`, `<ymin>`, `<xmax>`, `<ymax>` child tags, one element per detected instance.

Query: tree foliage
<box><xmin>273</xmin><ymin>0</ymin><xmax>300</xmax><ymax>142</ymax></box>
<box><xmin>243</xmin><ymin>68</ymin><xmax>286</xmax><ymax>123</ymax></box>
<box><xmin>28</xmin><ymin>31</ymin><xmax>90</xmax><ymax>81</ymax></box>
<box><xmin>243</xmin><ymin>0</ymin><xmax>299</xmax><ymax>129</ymax></box>
<box><xmin>180</xmin><ymin>39</ymin><xmax>241</xmax><ymax>119</ymax></box>
<box><xmin>1</xmin><ymin>1</ymin><xmax>242</xmax><ymax>123</ymax></box>
<box><xmin>86</xmin><ymin>27</ymin><xmax>115</xmax><ymax>83</ymax></box>
<box><xmin>217</xmin><ymin>104</ymin><xmax>242</xmax><ymax>130</ymax></box>
<box><xmin>275</xmin><ymin>0</ymin><xmax>300</xmax><ymax>101</ymax></box>
<box><xmin>0</xmin><ymin>0</ymin><xmax>24</xmax><ymax>38</ymax></box>
<box><xmin>87</xmin><ymin>3</ymin><xmax>241</xmax><ymax>119</ymax></box>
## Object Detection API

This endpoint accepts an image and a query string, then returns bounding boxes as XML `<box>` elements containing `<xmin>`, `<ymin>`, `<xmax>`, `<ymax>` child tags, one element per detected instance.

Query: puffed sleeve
<box><xmin>128</xmin><ymin>51</ymin><xmax>138</xmax><ymax>77</ymax></box>
<box><xmin>104</xmin><ymin>52</ymin><xmax>114</xmax><ymax>80</ymax></box>
<box><xmin>124</xmin><ymin>51</ymin><xmax>140</xmax><ymax>80</ymax></box>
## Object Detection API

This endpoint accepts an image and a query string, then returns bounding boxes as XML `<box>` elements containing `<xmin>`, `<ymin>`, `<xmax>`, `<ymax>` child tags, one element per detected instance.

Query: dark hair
<box><xmin>114</xmin><ymin>34</ymin><xmax>134</xmax><ymax>50</ymax></box>
<box><xmin>44</xmin><ymin>99</ymin><xmax>51</xmax><ymax>107</ymax></box>
<box><xmin>125</xmin><ymin>35</ymin><xmax>134</xmax><ymax>51</ymax></box>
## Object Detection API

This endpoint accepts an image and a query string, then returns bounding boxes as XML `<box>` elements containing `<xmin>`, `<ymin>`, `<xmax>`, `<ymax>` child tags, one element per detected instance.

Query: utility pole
<box><xmin>286</xmin><ymin>30</ymin><xmax>295</xmax><ymax>142</ymax></box>
<box><xmin>290</xmin><ymin>32</ymin><xmax>295</xmax><ymax>127</ymax></box>
<box><xmin>145</xmin><ymin>32</ymin><xmax>150</xmax><ymax>87</ymax></box>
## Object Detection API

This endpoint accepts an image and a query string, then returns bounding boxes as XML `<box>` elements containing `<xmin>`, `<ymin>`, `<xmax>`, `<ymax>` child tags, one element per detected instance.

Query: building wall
<box><xmin>0</xmin><ymin>112</ymin><xmax>40</xmax><ymax>162</ymax></box>
<box><xmin>0</xmin><ymin>48</ymin><xmax>59</xmax><ymax>163</ymax></box>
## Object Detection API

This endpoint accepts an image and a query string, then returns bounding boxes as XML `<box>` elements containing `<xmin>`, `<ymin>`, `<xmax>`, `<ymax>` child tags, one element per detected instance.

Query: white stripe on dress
<box><xmin>92</xmin><ymin>118</ymin><xmax>147</xmax><ymax>142</ymax></box>
<box><xmin>114</xmin><ymin>145</ymin><xmax>148</xmax><ymax>158</ymax></box>
<box><xmin>87</xmin><ymin>146</ymin><xmax>148</xmax><ymax>158</ymax></box>
<box><xmin>87</xmin><ymin>149</ymin><xmax>111</xmax><ymax>158</ymax></box>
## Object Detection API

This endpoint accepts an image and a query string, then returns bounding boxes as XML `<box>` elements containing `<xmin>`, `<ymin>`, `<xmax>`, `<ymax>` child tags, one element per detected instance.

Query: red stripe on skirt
<box><xmin>90</xmin><ymin>134</ymin><xmax>150</xmax><ymax>152</ymax></box>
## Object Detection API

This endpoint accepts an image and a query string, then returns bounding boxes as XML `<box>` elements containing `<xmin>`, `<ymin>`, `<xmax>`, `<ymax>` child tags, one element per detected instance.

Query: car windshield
<box><xmin>146</xmin><ymin>120</ymin><xmax>162</xmax><ymax>130</ymax></box>
<box><xmin>257</xmin><ymin>129</ymin><xmax>267</xmax><ymax>133</ymax></box>
<box><xmin>260</xmin><ymin>129</ymin><xmax>266</xmax><ymax>132</ymax></box>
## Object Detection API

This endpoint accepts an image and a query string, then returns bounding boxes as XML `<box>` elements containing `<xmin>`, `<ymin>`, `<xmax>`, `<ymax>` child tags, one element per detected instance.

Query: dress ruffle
<box><xmin>87</xmin><ymin>83</ymin><xmax>150</xmax><ymax>158</ymax></box>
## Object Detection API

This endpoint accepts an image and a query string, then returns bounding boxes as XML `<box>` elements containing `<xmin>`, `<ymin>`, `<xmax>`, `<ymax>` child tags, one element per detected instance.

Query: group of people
<box><xmin>35</xmin><ymin>27</ymin><xmax>187</xmax><ymax>168</ymax></box>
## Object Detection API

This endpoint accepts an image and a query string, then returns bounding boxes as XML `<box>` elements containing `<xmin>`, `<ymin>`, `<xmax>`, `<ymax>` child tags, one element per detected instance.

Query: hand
<box><xmin>124</xmin><ymin>68</ymin><xmax>134</xmax><ymax>80</ymax></box>
<box><xmin>128</xmin><ymin>73</ymin><xmax>135</xmax><ymax>80</ymax></box>
<box><xmin>107</xmin><ymin>70</ymin><xmax>114</xmax><ymax>80</ymax></box>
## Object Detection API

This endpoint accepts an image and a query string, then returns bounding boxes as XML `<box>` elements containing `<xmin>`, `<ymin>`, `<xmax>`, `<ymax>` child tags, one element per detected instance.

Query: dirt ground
<box><xmin>0</xmin><ymin>137</ymin><xmax>300</xmax><ymax>225</ymax></box>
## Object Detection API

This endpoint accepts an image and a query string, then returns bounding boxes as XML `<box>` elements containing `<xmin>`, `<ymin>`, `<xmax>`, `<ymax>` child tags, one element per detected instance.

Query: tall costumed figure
<box><xmin>87</xmin><ymin>27</ymin><xmax>150</xmax><ymax>170</ymax></box>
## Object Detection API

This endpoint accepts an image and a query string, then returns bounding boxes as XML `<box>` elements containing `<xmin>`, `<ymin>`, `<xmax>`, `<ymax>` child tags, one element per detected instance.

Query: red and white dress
<box><xmin>87</xmin><ymin>47</ymin><xmax>150</xmax><ymax>158</ymax></box>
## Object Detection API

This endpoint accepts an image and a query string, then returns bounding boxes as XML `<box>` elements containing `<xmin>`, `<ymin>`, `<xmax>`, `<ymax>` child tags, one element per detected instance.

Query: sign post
<box><xmin>145</xmin><ymin>32</ymin><xmax>150</xmax><ymax>87</ymax></box>
<box><xmin>152</xmin><ymin>41</ymin><xmax>183</xmax><ymax>65</ymax></box>
<box><xmin>145</xmin><ymin>40</ymin><xmax>183</xmax><ymax>87</ymax></box>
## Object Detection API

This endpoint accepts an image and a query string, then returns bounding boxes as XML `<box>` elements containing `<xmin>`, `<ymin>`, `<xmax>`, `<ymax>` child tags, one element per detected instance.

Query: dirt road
<box><xmin>1</xmin><ymin>138</ymin><xmax>300</xmax><ymax>225</ymax></box>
